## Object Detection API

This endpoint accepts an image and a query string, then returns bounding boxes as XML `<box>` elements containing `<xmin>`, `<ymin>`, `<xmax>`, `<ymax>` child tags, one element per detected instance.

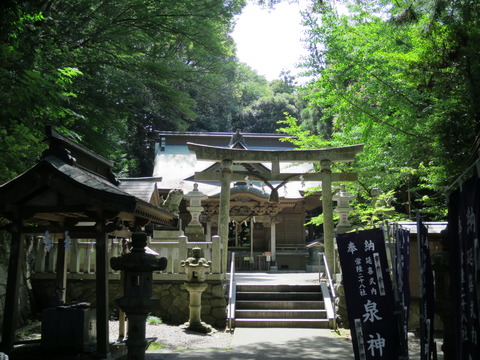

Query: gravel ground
<box><xmin>109</xmin><ymin>321</ymin><xmax>233</xmax><ymax>351</ymax></box>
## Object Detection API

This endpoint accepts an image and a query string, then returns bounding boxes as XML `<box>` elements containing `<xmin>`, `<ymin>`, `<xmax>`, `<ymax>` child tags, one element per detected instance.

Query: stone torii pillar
<box><xmin>321</xmin><ymin>160</ymin><xmax>335</xmax><ymax>274</ymax></box>
<box><xmin>218</xmin><ymin>159</ymin><xmax>232</xmax><ymax>274</ymax></box>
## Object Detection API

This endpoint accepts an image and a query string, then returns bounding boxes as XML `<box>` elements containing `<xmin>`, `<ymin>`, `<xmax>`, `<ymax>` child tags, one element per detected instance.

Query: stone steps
<box><xmin>234</xmin><ymin>284</ymin><xmax>330</xmax><ymax>328</ymax></box>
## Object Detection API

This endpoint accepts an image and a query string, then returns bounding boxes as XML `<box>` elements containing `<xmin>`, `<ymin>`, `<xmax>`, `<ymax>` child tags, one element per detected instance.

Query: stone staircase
<box><xmin>234</xmin><ymin>284</ymin><xmax>331</xmax><ymax>328</ymax></box>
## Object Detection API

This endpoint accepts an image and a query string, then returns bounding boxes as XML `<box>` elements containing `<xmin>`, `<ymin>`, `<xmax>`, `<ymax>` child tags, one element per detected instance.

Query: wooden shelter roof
<box><xmin>0</xmin><ymin>127</ymin><xmax>178</xmax><ymax>233</ymax></box>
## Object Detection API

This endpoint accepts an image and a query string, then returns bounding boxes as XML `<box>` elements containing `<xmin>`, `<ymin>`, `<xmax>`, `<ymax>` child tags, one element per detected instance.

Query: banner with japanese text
<box><xmin>394</xmin><ymin>226</ymin><xmax>410</xmax><ymax>358</ymax></box>
<box><xmin>417</xmin><ymin>220</ymin><xmax>435</xmax><ymax>360</ymax></box>
<box><xmin>337</xmin><ymin>228</ymin><xmax>399</xmax><ymax>360</ymax></box>
<box><xmin>448</xmin><ymin>175</ymin><xmax>480</xmax><ymax>359</ymax></box>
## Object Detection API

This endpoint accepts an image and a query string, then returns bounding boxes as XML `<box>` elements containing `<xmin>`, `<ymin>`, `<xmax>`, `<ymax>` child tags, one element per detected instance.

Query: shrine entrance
<box><xmin>187</xmin><ymin>141</ymin><xmax>364</xmax><ymax>275</ymax></box>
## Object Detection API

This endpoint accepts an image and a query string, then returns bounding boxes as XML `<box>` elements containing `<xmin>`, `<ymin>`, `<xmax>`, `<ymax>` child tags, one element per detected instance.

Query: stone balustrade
<box><xmin>31</xmin><ymin>235</ymin><xmax>224</xmax><ymax>281</ymax></box>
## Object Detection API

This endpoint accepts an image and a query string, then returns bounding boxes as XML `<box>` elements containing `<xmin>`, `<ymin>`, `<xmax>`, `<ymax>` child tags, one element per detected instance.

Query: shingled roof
<box><xmin>0</xmin><ymin>127</ymin><xmax>177</xmax><ymax>230</ymax></box>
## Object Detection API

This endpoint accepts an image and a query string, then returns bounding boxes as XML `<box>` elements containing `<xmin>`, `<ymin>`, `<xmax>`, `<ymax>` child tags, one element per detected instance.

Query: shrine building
<box><xmin>151</xmin><ymin>130</ymin><xmax>360</xmax><ymax>272</ymax></box>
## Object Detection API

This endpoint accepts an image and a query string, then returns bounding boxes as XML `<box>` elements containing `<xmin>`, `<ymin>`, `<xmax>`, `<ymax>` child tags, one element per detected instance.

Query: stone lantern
<box><xmin>333</xmin><ymin>184</ymin><xmax>356</xmax><ymax>234</ymax></box>
<box><xmin>180</xmin><ymin>247</ymin><xmax>212</xmax><ymax>333</ymax></box>
<box><xmin>184</xmin><ymin>183</ymin><xmax>208</xmax><ymax>241</ymax></box>
<box><xmin>110</xmin><ymin>231</ymin><xmax>167</xmax><ymax>360</ymax></box>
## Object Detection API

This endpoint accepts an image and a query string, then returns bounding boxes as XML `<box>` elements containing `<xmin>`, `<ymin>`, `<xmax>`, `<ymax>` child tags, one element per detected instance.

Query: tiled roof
<box><xmin>118</xmin><ymin>178</ymin><xmax>161</xmax><ymax>203</ymax></box>
<box><xmin>45</xmin><ymin>156</ymin><xmax>132</xmax><ymax>200</ymax></box>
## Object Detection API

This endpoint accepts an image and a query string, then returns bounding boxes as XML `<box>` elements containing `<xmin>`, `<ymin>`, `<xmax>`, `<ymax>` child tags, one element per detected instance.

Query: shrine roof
<box><xmin>153</xmin><ymin>131</ymin><xmax>362</xmax><ymax>200</ymax></box>
<box><xmin>154</xmin><ymin>131</ymin><xmax>296</xmax><ymax>150</ymax></box>
<box><xmin>118</xmin><ymin>177</ymin><xmax>162</xmax><ymax>204</ymax></box>
<box><xmin>0</xmin><ymin>128</ymin><xmax>178</xmax><ymax>228</ymax></box>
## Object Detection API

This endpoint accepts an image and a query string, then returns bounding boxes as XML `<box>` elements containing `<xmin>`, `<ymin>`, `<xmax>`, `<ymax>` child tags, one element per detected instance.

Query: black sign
<box><xmin>337</xmin><ymin>228</ymin><xmax>399</xmax><ymax>359</ymax></box>
<box><xmin>417</xmin><ymin>220</ymin><xmax>435</xmax><ymax>360</ymax></box>
<box><xmin>394</xmin><ymin>226</ymin><xmax>410</xmax><ymax>358</ymax></box>
<box><xmin>448</xmin><ymin>175</ymin><xmax>480</xmax><ymax>359</ymax></box>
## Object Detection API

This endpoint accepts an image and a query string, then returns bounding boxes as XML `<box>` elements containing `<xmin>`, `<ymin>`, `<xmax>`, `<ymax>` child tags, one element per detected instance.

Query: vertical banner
<box><xmin>417</xmin><ymin>218</ymin><xmax>435</xmax><ymax>360</ymax></box>
<box><xmin>448</xmin><ymin>175</ymin><xmax>480</xmax><ymax>359</ymax></box>
<box><xmin>395</xmin><ymin>226</ymin><xmax>411</xmax><ymax>358</ymax></box>
<box><xmin>337</xmin><ymin>228</ymin><xmax>399</xmax><ymax>360</ymax></box>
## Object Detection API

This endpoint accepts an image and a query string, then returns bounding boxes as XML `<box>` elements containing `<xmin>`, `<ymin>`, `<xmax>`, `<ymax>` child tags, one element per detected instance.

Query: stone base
<box><xmin>30</xmin><ymin>278</ymin><xmax>227</xmax><ymax>329</ymax></box>
<box><xmin>181</xmin><ymin>320</ymin><xmax>213</xmax><ymax>334</ymax></box>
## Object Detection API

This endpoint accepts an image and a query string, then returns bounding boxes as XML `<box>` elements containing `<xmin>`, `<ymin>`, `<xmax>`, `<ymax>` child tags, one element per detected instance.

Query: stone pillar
<box><xmin>218</xmin><ymin>159</ymin><xmax>232</xmax><ymax>274</ymax></box>
<box><xmin>184</xmin><ymin>183</ymin><xmax>208</xmax><ymax>241</ymax></box>
<box><xmin>321</xmin><ymin>159</ymin><xmax>335</xmax><ymax>275</ymax></box>
<box><xmin>181</xmin><ymin>247</ymin><xmax>212</xmax><ymax>333</ymax></box>
<box><xmin>206</xmin><ymin>221</ymin><xmax>212</xmax><ymax>241</ymax></box>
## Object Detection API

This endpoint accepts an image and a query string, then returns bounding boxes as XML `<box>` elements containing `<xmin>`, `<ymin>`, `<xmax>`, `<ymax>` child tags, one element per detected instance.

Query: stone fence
<box><xmin>31</xmin><ymin>234</ymin><xmax>223</xmax><ymax>280</ymax></box>
<box><xmin>29</xmin><ymin>234</ymin><xmax>227</xmax><ymax>328</ymax></box>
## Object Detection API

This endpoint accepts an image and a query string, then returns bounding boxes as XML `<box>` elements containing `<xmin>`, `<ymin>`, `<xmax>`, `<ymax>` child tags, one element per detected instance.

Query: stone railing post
<box><xmin>35</xmin><ymin>238</ymin><xmax>46</xmax><ymax>273</ymax></box>
<box><xmin>85</xmin><ymin>242</ymin><xmax>94</xmax><ymax>273</ymax></box>
<box><xmin>178</xmin><ymin>235</ymin><xmax>188</xmax><ymax>274</ymax></box>
<box><xmin>68</xmin><ymin>238</ymin><xmax>81</xmax><ymax>273</ymax></box>
<box><xmin>48</xmin><ymin>242</ymin><xmax>58</xmax><ymax>273</ymax></box>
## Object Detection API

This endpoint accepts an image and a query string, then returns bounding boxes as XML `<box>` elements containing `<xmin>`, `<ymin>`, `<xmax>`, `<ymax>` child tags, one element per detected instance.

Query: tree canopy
<box><xmin>2</xmin><ymin>0</ymin><xmax>478</xmax><ymax>226</ymax></box>
<box><xmin>0</xmin><ymin>0</ymin><xmax>245</xmax><ymax>181</ymax></box>
<box><xmin>279</xmin><ymin>0</ymin><xmax>480</xmax><ymax>224</ymax></box>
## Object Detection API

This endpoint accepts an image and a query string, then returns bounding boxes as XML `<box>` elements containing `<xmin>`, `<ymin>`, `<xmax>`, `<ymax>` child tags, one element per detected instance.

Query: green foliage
<box><xmin>348</xmin><ymin>190</ymin><xmax>410</xmax><ymax>230</ymax></box>
<box><xmin>0</xmin><ymin>0</ymin><xmax>246</xmax><ymax>179</ymax></box>
<box><xmin>232</xmin><ymin>70</ymin><xmax>303</xmax><ymax>133</ymax></box>
<box><xmin>147</xmin><ymin>316</ymin><xmax>163</xmax><ymax>325</ymax></box>
<box><xmin>283</xmin><ymin>0</ymin><xmax>480</xmax><ymax>221</ymax></box>
<box><xmin>148</xmin><ymin>342</ymin><xmax>167</xmax><ymax>350</ymax></box>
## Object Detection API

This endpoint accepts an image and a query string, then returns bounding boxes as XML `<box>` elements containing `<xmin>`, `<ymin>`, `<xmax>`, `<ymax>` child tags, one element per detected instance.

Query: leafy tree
<box><xmin>232</xmin><ymin>69</ymin><xmax>303</xmax><ymax>133</ymax></box>
<box><xmin>280</xmin><ymin>0</ymin><xmax>480</xmax><ymax>223</ymax></box>
<box><xmin>0</xmin><ymin>0</ymin><xmax>245</xmax><ymax>180</ymax></box>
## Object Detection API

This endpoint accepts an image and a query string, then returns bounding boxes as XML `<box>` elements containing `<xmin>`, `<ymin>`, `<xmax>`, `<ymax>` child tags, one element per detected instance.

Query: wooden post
<box><xmin>321</xmin><ymin>159</ymin><xmax>335</xmax><ymax>275</ymax></box>
<box><xmin>270</xmin><ymin>219</ymin><xmax>277</xmax><ymax>269</ymax></box>
<box><xmin>118</xmin><ymin>269</ymin><xmax>126</xmax><ymax>342</ymax></box>
<box><xmin>250</xmin><ymin>219</ymin><xmax>254</xmax><ymax>262</ymax></box>
<box><xmin>218</xmin><ymin>159</ymin><xmax>232</xmax><ymax>274</ymax></box>
<box><xmin>0</xmin><ymin>218</ymin><xmax>25</xmax><ymax>352</ymax></box>
<box><xmin>95</xmin><ymin>217</ymin><xmax>110</xmax><ymax>359</ymax></box>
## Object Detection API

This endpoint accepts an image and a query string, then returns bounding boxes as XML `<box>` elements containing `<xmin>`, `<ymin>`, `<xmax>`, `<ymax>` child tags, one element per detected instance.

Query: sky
<box><xmin>231</xmin><ymin>1</ymin><xmax>309</xmax><ymax>81</ymax></box>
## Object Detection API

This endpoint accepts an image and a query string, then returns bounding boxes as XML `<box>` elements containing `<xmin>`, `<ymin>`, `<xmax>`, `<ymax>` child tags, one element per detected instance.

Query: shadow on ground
<box><xmin>146</xmin><ymin>332</ymin><xmax>354</xmax><ymax>360</ymax></box>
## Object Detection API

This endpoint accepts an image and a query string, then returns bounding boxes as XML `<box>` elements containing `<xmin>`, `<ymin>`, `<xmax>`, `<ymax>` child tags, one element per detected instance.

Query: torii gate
<box><xmin>187</xmin><ymin>142</ymin><xmax>364</xmax><ymax>275</ymax></box>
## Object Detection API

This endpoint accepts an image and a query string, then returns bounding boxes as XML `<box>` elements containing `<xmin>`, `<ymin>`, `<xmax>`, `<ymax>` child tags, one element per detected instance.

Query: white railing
<box><xmin>149</xmin><ymin>235</ymin><xmax>222</xmax><ymax>275</ymax></box>
<box><xmin>226</xmin><ymin>252</ymin><xmax>236</xmax><ymax>332</ymax></box>
<box><xmin>32</xmin><ymin>235</ymin><xmax>223</xmax><ymax>278</ymax></box>
<box><xmin>320</xmin><ymin>252</ymin><xmax>337</xmax><ymax>330</ymax></box>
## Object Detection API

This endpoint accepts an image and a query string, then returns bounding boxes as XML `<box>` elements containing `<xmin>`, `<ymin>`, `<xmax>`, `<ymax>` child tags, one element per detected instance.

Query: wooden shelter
<box><xmin>0</xmin><ymin>126</ymin><xmax>177</xmax><ymax>357</ymax></box>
